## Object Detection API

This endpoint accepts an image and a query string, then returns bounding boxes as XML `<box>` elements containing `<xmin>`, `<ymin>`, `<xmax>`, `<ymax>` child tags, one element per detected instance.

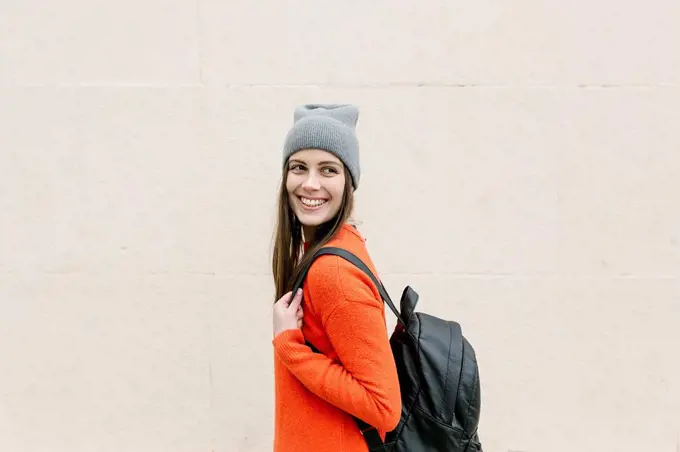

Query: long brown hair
<box><xmin>271</xmin><ymin>162</ymin><xmax>355</xmax><ymax>301</ymax></box>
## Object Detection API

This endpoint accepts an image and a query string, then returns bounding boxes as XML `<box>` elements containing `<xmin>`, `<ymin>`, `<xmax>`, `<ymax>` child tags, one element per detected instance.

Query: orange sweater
<box><xmin>272</xmin><ymin>223</ymin><xmax>401</xmax><ymax>452</ymax></box>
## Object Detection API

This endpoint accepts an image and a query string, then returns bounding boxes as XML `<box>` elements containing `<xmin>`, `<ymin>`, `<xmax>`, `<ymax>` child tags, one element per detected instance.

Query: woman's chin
<box><xmin>296</xmin><ymin>211</ymin><xmax>326</xmax><ymax>227</ymax></box>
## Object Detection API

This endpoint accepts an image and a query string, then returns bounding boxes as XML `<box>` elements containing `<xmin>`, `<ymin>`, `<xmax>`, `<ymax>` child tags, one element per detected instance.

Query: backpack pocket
<box><xmin>391</xmin><ymin>405</ymin><xmax>472</xmax><ymax>451</ymax></box>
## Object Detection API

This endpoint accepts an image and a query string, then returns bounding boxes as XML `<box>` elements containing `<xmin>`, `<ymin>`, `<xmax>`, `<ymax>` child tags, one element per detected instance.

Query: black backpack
<box><xmin>292</xmin><ymin>247</ymin><xmax>483</xmax><ymax>452</ymax></box>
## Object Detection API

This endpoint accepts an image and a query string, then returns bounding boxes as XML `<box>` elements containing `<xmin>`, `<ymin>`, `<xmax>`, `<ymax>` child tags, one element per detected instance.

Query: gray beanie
<box><xmin>282</xmin><ymin>104</ymin><xmax>360</xmax><ymax>189</ymax></box>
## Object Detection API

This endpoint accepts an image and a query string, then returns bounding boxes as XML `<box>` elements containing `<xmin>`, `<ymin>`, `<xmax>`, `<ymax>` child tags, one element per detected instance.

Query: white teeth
<box><xmin>301</xmin><ymin>197</ymin><xmax>326</xmax><ymax>207</ymax></box>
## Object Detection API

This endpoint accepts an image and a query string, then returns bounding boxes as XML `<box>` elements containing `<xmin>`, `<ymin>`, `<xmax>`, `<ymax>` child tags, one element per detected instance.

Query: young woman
<box><xmin>271</xmin><ymin>104</ymin><xmax>401</xmax><ymax>452</ymax></box>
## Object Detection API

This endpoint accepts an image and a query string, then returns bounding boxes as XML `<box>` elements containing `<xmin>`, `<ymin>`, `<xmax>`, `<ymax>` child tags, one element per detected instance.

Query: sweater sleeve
<box><xmin>271</xmin><ymin>257</ymin><xmax>401</xmax><ymax>432</ymax></box>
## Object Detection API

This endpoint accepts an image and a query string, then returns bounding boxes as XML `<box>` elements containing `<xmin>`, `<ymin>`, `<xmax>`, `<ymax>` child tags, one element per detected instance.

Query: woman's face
<box><xmin>286</xmin><ymin>149</ymin><xmax>346</xmax><ymax>234</ymax></box>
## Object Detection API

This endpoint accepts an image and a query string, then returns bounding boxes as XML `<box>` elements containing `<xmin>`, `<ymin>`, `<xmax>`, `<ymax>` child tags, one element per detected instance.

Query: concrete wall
<box><xmin>1</xmin><ymin>1</ymin><xmax>678</xmax><ymax>451</ymax></box>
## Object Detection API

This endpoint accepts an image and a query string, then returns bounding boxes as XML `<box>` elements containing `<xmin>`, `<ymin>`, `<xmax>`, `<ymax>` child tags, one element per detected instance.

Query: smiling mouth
<box><xmin>299</xmin><ymin>197</ymin><xmax>328</xmax><ymax>208</ymax></box>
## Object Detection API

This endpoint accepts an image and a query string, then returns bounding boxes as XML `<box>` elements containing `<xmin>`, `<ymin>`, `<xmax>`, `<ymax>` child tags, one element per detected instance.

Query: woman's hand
<box><xmin>273</xmin><ymin>289</ymin><xmax>304</xmax><ymax>338</ymax></box>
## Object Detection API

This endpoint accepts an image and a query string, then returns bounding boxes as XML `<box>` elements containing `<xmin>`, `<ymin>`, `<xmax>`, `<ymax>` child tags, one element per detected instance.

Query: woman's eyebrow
<box><xmin>289</xmin><ymin>159</ymin><xmax>340</xmax><ymax>167</ymax></box>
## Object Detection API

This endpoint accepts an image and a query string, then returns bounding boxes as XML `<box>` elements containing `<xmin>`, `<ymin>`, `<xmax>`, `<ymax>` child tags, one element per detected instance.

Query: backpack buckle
<box><xmin>360</xmin><ymin>425</ymin><xmax>376</xmax><ymax>434</ymax></box>
<box><xmin>358</xmin><ymin>424</ymin><xmax>384</xmax><ymax>448</ymax></box>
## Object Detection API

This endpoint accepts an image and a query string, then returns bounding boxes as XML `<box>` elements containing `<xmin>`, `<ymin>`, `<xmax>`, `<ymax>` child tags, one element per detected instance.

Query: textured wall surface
<box><xmin>1</xmin><ymin>1</ymin><xmax>679</xmax><ymax>451</ymax></box>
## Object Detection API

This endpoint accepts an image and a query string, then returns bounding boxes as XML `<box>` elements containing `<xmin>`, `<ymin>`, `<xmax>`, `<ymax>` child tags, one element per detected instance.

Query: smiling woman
<box><xmin>269</xmin><ymin>104</ymin><xmax>401</xmax><ymax>452</ymax></box>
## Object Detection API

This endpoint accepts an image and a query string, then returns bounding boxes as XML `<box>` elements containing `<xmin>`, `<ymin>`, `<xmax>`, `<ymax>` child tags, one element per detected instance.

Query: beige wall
<box><xmin>1</xmin><ymin>1</ymin><xmax>678</xmax><ymax>451</ymax></box>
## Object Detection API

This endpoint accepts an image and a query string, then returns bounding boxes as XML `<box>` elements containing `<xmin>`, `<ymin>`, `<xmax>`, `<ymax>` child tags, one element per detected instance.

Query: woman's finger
<box><xmin>288</xmin><ymin>289</ymin><xmax>303</xmax><ymax>311</ymax></box>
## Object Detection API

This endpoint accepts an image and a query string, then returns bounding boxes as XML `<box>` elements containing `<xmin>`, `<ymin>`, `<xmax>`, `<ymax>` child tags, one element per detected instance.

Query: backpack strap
<box><xmin>291</xmin><ymin>246</ymin><xmax>403</xmax><ymax>450</ymax></box>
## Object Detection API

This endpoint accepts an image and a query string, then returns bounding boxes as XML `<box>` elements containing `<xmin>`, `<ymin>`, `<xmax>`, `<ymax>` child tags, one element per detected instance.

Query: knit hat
<box><xmin>282</xmin><ymin>104</ymin><xmax>361</xmax><ymax>189</ymax></box>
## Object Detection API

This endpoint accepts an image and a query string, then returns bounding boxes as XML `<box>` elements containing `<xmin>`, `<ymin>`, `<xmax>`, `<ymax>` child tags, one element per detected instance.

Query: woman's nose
<box><xmin>302</xmin><ymin>172</ymin><xmax>321</xmax><ymax>190</ymax></box>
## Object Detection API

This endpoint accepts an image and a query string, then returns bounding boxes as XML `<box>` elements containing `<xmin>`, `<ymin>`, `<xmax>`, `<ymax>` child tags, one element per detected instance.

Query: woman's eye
<box><xmin>289</xmin><ymin>164</ymin><xmax>305</xmax><ymax>172</ymax></box>
<box><xmin>322</xmin><ymin>167</ymin><xmax>338</xmax><ymax>175</ymax></box>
